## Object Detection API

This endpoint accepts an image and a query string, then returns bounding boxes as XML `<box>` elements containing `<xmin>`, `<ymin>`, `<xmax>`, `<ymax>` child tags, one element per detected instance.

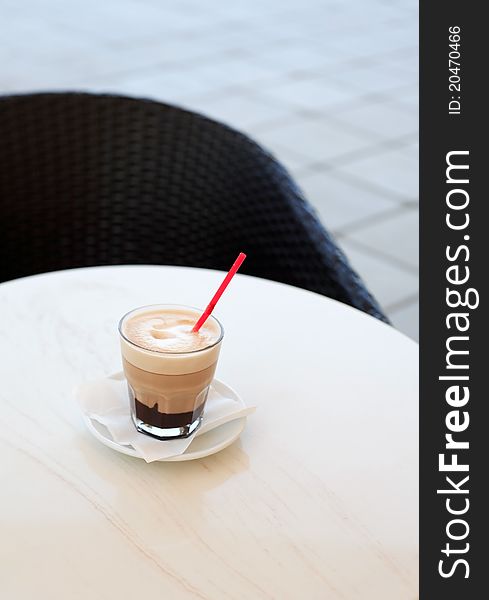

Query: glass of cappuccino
<box><xmin>119</xmin><ymin>305</ymin><xmax>223</xmax><ymax>440</ymax></box>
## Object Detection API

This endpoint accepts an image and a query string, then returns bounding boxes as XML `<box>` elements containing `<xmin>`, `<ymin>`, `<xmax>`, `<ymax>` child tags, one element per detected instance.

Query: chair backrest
<box><xmin>0</xmin><ymin>92</ymin><xmax>387</xmax><ymax>322</ymax></box>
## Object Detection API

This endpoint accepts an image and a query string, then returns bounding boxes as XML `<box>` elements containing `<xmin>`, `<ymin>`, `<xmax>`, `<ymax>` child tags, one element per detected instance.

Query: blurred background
<box><xmin>1</xmin><ymin>0</ymin><xmax>418</xmax><ymax>339</ymax></box>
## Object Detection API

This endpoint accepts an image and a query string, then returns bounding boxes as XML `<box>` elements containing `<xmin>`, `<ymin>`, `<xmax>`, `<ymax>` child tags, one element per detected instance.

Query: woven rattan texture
<box><xmin>0</xmin><ymin>92</ymin><xmax>387</xmax><ymax>321</ymax></box>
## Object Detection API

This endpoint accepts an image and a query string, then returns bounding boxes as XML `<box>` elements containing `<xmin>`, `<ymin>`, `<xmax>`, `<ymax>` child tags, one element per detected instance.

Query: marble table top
<box><xmin>0</xmin><ymin>265</ymin><xmax>418</xmax><ymax>599</ymax></box>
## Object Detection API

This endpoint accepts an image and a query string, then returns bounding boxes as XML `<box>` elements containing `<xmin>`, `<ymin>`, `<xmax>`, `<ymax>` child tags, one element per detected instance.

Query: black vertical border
<box><xmin>420</xmin><ymin>2</ymin><xmax>486</xmax><ymax>598</ymax></box>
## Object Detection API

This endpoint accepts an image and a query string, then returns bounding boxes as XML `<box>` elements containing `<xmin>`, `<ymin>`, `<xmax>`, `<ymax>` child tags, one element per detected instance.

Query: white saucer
<box><xmin>83</xmin><ymin>378</ymin><xmax>247</xmax><ymax>462</ymax></box>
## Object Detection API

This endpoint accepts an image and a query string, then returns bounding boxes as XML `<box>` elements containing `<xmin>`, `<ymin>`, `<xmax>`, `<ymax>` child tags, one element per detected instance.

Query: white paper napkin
<box><xmin>75</xmin><ymin>373</ymin><xmax>255</xmax><ymax>462</ymax></box>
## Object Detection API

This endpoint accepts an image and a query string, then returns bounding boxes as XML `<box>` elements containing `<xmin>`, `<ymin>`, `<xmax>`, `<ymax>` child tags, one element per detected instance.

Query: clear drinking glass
<box><xmin>119</xmin><ymin>304</ymin><xmax>224</xmax><ymax>439</ymax></box>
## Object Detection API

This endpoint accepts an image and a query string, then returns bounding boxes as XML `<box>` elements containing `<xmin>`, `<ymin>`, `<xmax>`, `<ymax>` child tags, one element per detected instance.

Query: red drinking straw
<box><xmin>192</xmin><ymin>252</ymin><xmax>247</xmax><ymax>333</ymax></box>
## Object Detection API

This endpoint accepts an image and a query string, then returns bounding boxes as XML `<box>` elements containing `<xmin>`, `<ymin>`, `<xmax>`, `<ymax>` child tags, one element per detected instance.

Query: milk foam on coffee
<box><xmin>120</xmin><ymin>306</ymin><xmax>223</xmax><ymax>377</ymax></box>
<box><xmin>124</xmin><ymin>308</ymin><xmax>219</xmax><ymax>353</ymax></box>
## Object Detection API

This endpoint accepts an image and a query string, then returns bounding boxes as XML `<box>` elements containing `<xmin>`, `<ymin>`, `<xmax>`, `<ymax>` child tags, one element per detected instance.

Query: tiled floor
<box><xmin>1</xmin><ymin>0</ymin><xmax>419</xmax><ymax>340</ymax></box>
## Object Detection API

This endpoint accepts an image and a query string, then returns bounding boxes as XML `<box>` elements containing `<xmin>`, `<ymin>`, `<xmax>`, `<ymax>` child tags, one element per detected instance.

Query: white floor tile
<box><xmin>395</xmin><ymin>85</ymin><xmax>419</xmax><ymax>110</ymax></box>
<box><xmin>59</xmin><ymin>3</ymin><xmax>208</xmax><ymax>43</ymax></box>
<box><xmin>246</xmin><ymin>43</ymin><xmax>337</xmax><ymax>72</ymax></box>
<box><xmin>189</xmin><ymin>58</ymin><xmax>281</xmax><ymax>88</ymax></box>
<box><xmin>253</xmin><ymin>78</ymin><xmax>361</xmax><ymax>112</ymax></box>
<box><xmin>399</xmin><ymin>141</ymin><xmax>419</xmax><ymax>163</ymax></box>
<box><xmin>344</xmin><ymin>208</ymin><xmax>419</xmax><ymax>269</ymax></box>
<box><xmin>335</xmin><ymin>147</ymin><xmax>419</xmax><ymax>201</ymax></box>
<box><xmin>253</xmin><ymin>116</ymin><xmax>374</xmax><ymax>163</ymax></box>
<box><xmin>296</xmin><ymin>171</ymin><xmax>394</xmax><ymax>232</ymax></box>
<box><xmin>333</xmin><ymin>63</ymin><xmax>414</xmax><ymax>95</ymax></box>
<box><xmin>331</xmin><ymin>99</ymin><xmax>418</xmax><ymax>140</ymax></box>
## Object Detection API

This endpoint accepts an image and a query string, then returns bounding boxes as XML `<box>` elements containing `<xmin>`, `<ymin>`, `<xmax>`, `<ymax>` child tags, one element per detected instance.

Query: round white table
<box><xmin>0</xmin><ymin>266</ymin><xmax>418</xmax><ymax>599</ymax></box>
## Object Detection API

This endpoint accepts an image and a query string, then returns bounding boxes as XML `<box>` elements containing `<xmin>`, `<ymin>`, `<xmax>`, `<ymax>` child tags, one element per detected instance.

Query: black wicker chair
<box><xmin>0</xmin><ymin>92</ymin><xmax>387</xmax><ymax>322</ymax></box>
